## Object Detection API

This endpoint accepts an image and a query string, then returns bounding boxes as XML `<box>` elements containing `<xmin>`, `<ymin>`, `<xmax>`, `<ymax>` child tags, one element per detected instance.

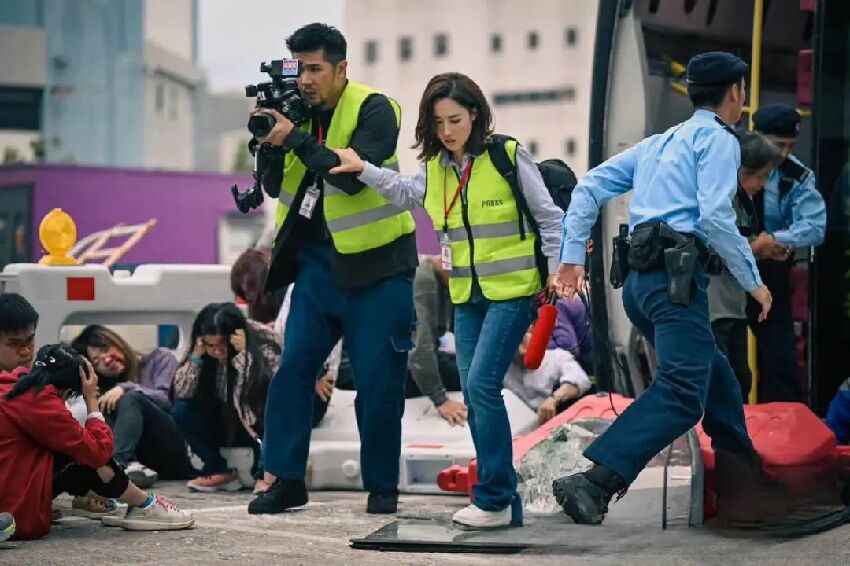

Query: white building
<box><xmin>343</xmin><ymin>0</ymin><xmax>598</xmax><ymax>175</ymax></box>
<box><xmin>141</xmin><ymin>0</ymin><xmax>205</xmax><ymax>170</ymax></box>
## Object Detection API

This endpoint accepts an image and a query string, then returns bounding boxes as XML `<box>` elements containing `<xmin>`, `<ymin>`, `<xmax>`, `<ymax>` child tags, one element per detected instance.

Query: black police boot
<box><xmin>247</xmin><ymin>479</ymin><xmax>308</xmax><ymax>515</ymax></box>
<box><xmin>552</xmin><ymin>465</ymin><xmax>628</xmax><ymax>525</ymax></box>
<box><xmin>366</xmin><ymin>490</ymin><xmax>399</xmax><ymax>514</ymax></box>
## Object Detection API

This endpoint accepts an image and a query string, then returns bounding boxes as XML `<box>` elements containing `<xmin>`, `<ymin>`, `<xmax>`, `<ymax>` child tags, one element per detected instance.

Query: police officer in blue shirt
<box><xmin>551</xmin><ymin>52</ymin><xmax>787</xmax><ymax>526</ymax></box>
<box><xmin>748</xmin><ymin>104</ymin><xmax>826</xmax><ymax>402</ymax></box>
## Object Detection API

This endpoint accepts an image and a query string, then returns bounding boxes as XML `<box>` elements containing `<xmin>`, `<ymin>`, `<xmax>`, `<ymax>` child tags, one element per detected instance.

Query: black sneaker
<box><xmin>366</xmin><ymin>491</ymin><xmax>398</xmax><ymax>514</ymax></box>
<box><xmin>552</xmin><ymin>465</ymin><xmax>627</xmax><ymax>525</ymax></box>
<box><xmin>247</xmin><ymin>479</ymin><xmax>308</xmax><ymax>515</ymax></box>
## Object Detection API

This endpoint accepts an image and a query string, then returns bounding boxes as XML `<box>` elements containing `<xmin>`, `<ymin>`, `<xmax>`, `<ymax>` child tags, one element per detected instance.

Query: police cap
<box><xmin>686</xmin><ymin>52</ymin><xmax>749</xmax><ymax>86</ymax></box>
<box><xmin>753</xmin><ymin>104</ymin><xmax>801</xmax><ymax>137</ymax></box>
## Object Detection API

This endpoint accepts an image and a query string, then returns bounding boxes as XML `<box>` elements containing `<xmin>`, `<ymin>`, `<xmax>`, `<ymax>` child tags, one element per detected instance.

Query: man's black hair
<box><xmin>286</xmin><ymin>22</ymin><xmax>347</xmax><ymax>65</ymax></box>
<box><xmin>688</xmin><ymin>78</ymin><xmax>744</xmax><ymax>109</ymax></box>
<box><xmin>0</xmin><ymin>293</ymin><xmax>38</xmax><ymax>336</ymax></box>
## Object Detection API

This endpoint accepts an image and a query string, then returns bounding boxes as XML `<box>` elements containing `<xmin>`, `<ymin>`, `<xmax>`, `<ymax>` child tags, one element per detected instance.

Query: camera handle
<box><xmin>231</xmin><ymin>141</ymin><xmax>266</xmax><ymax>214</ymax></box>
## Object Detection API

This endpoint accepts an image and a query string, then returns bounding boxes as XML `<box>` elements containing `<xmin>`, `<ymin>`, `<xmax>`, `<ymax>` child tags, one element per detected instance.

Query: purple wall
<box><xmin>1</xmin><ymin>164</ymin><xmax>254</xmax><ymax>264</ymax></box>
<box><xmin>0</xmin><ymin>164</ymin><xmax>440</xmax><ymax>264</ymax></box>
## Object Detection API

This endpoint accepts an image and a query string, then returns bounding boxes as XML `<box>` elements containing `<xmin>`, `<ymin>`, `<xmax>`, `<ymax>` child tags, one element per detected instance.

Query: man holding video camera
<box><xmin>244</xmin><ymin>23</ymin><xmax>417</xmax><ymax>516</ymax></box>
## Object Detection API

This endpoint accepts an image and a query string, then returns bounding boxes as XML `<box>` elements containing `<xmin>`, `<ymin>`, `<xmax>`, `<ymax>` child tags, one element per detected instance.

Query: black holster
<box><xmin>664</xmin><ymin>241</ymin><xmax>699</xmax><ymax>306</ymax></box>
<box><xmin>610</xmin><ymin>224</ymin><xmax>631</xmax><ymax>289</ymax></box>
<box><xmin>627</xmin><ymin>221</ymin><xmax>720</xmax><ymax>306</ymax></box>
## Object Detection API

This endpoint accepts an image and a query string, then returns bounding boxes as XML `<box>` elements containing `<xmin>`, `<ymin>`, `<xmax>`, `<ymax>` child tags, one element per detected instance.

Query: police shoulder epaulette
<box><xmin>713</xmin><ymin>116</ymin><xmax>740</xmax><ymax>139</ymax></box>
<box><xmin>778</xmin><ymin>158</ymin><xmax>811</xmax><ymax>184</ymax></box>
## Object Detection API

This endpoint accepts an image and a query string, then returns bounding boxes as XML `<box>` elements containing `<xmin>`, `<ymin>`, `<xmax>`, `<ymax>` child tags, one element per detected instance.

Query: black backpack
<box><xmin>486</xmin><ymin>134</ymin><xmax>578</xmax><ymax>279</ymax></box>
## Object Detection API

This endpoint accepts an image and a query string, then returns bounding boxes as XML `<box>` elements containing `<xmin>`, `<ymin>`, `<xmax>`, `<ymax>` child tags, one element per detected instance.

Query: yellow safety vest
<box><xmin>276</xmin><ymin>81</ymin><xmax>415</xmax><ymax>254</ymax></box>
<box><xmin>423</xmin><ymin>139</ymin><xmax>541</xmax><ymax>303</ymax></box>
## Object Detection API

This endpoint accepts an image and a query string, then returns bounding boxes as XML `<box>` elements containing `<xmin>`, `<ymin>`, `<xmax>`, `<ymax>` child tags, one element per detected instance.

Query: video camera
<box><xmin>231</xmin><ymin>59</ymin><xmax>311</xmax><ymax>214</ymax></box>
<box><xmin>245</xmin><ymin>58</ymin><xmax>309</xmax><ymax>138</ymax></box>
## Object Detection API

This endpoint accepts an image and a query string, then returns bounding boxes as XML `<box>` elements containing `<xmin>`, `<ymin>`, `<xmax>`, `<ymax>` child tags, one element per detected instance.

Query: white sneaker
<box><xmin>125</xmin><ymin>462</ymin><xmax>158</xmax><ymax>489</ymax></box>
<box><xmin>101</xmin><ymin>501</ymin><xmax>128</xmax><ymax>527</ymax></box>
<box><xmin>452</xmin><ymin>504</ymin><xmax>511</xmax><ymax>528</ymax></box>
<box><xmin>120</xmin><ymin>495</ymin><xmax>194</xmax><ymax>531</ymax></box>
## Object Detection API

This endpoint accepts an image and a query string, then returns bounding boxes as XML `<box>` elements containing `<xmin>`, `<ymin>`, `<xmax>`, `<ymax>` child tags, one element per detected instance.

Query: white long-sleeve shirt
<box><xmin>503</xmin><ymin>348</ymin><xmax>591</xmax><ymax>410</ymax></box>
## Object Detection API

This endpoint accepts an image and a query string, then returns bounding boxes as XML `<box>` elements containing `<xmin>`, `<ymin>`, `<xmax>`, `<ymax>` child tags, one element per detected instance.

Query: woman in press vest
<box><xmin>330</xmin><ymin>72</ymin><xmax>563</xmax><ymax>528</ymax></box>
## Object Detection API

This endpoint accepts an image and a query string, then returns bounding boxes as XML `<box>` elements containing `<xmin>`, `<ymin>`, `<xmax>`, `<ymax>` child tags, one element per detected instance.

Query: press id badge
<box><xmin>440</xmin><ymin>233</ymin><xmax>453</xmax><ymax>271</ymax></box>
<box><xmin>299</xmin><ymin>186</ymin><xmax>320</xmax><ymax>219</ymax></box>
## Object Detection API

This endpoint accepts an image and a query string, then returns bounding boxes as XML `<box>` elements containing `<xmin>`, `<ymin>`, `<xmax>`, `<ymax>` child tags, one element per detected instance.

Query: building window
<box><xmin>155</xmin><ymin>82</ymin><xmax>165</xmax><ymax>114</ymax></box>
<box><xmin>565</xmin><ymin>27</ymin><xmax>578</xmax><ymax>46</ymax></box>
<box><xmin>528</xmin><ymin>140</ymin><xmax>539</xmax><ymax>157</ymax></box>
<box><xmin>0</xmin><ymin>87</ymin><xmax>42</xmax><ymax>131</ymax></box>
<box><xmin>168</xmin><ymin>84</ymin><xmax>178</xmax><ymax>120</ymax></box>
<box><xmin>399</xmin><ymin>36</ymin><xmax>413</xmax><ymax>62</ymax></box>
<box><xmin>493</xmin><ymin>87</ymin><xmax>576</xmax><ymax>106</ymax></box>
<box><xmin>565</xmin><ymin>138</ymin><xmax>577</xmax><ymax>156</ymax></box>
<box><xmin>434</xmin><ymin>33</ymin><xmax>448</xmax><ymax>57</ymax></box>
<box><xmin>365</xmin><ymin>40</ymin><xmax>378</xmax><ymax>64</ymax></box>
<box><xmin>527</xmin><ymin>31</ymin><xmax>539</xmax><ymax>50</ymax></box>
<box><xmin>491</xmin><ymin>33</ymin><xmax>502</xmax><ymax>53</ymax></box>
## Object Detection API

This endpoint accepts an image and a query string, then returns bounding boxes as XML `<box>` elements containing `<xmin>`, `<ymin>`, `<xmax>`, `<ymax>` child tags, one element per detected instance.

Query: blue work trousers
<box><xmin>263</xmin><ymin>243</ymin><xmax>414</xmax><ymax>494</ymax></box>
<box><xmin>586</xmin><ymin>266</ymin><xmax>754</xmax><ymax>483</ymax></box>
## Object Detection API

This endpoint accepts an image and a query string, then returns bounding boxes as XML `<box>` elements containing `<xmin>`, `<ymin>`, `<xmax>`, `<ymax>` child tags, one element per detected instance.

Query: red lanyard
<box><xmin>443</xmin><ymin>159</ymin><xmax>474</xmax><ymax>232</ymax></box>
<box><xmin>316</xmin><ymin>121</ymin><xmax>325</xmax><ymax>144</ymax></box>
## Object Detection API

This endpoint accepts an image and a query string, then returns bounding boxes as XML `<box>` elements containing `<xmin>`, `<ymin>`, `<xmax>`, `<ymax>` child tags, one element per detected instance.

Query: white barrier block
<box><xmin>306</xmin><ymin>390</ymin><xmax>538</xmax><ymax>493</ymax></box>
<box><xmin>0</xmin><ymin>263</ymin><xmax>232</xmax><ymax>352</ymax></box>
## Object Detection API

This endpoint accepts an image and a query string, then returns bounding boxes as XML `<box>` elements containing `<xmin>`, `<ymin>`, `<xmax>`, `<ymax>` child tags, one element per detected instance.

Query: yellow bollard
<box><xmin>746</xmin><ymin>0</ymin><xmax>765</xmax><ymax>402</ymax></box>
<box><xmin>38</xmin><ymin>208</ymin><xmax>79</xmax><ymax>266</ymax></box>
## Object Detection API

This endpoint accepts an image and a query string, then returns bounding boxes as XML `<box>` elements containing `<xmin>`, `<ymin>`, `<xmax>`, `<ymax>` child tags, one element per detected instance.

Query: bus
<box><xmin>586</xmin><ymin>0</ymin><xmax>849</xmax><ymax>416</ymax></box>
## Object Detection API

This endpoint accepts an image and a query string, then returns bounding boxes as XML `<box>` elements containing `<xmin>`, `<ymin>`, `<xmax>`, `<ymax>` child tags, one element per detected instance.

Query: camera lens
<box><xmin>247</xmin><ymin>114</ymin><xmax>275</xmax><ymax>138</ymax></box>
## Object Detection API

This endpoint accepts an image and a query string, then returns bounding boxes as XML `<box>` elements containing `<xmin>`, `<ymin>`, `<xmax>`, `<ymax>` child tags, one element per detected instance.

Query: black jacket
<box><xmin>260</xmin><ymin>90</ymin><xmax>418</xmax><ymax>292</ymax></box>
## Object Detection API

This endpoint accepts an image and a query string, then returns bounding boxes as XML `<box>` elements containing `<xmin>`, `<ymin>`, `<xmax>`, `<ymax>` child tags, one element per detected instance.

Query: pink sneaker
<box><xmin>187</xmin><ymin>470</ymin><xmax>241</xmax><ymax>492</ymax></box>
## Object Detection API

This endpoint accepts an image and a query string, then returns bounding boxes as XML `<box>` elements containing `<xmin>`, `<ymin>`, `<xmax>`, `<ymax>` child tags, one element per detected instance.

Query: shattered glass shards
<box><xmin>516</xmin><ymin>418</ymin><xmax>612</xmax><ymax>514</ymax></box>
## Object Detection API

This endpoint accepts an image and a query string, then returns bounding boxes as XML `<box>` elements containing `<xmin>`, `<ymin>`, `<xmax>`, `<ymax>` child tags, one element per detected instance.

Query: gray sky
<box><xmin>199</xmin><ymin>0</ymin><xmax>344</xmax><ymax>93</ymax></box>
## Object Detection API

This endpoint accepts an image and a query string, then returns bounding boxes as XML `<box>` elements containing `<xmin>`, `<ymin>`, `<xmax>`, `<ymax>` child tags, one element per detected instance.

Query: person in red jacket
<box><xmin>0</xmin><ymin>293</ymin><xmax>193</xmax><ymax>539</ymax></box>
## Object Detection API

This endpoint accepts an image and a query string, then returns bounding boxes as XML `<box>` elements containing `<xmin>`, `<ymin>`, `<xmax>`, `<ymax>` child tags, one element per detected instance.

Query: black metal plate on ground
<box><xmin>349</xmin><ymin>514</ymin><xmax>654</xmax><ymax>554</ymax></box>
<box><xmin>351</xmin><ymin>505</ymin><xmax>850</xmax><ymax>554</ymax></box>
<box><xmin>350</xmin><ymin>480</ymin><xmax>694</xmax><ymax>555</ymax></box>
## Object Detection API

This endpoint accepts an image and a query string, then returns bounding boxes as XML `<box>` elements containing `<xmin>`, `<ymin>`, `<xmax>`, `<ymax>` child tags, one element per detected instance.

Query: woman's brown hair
<box><xmin>413</xmin><ymin>72</ymin><xmax>493</xmax><ymax>161</ymax></box>
<box><xmin>230</xmin><ymin>248</ymin><xmax>282</xmax><ymax>324</ymax></box>
<box><xmin>70</xmin><ymin>325</ymin><xmax>141</xmax><ymax>383</ymax></box>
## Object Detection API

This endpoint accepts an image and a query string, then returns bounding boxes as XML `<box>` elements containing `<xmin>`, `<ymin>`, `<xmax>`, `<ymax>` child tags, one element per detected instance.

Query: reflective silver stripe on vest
<box><xmin>324</xmin><ymin>160</ymin><xmax>400</xmax><ymax>197</ymax></box>
<box><xmin>326</xmin><ymin>203</ymin><xmax>407</xmax><ymax>233</ymax></box>
<box><xmin>325</xmin><ymin>184</ymin><xmax>344</xmax><ymax>197</ymax></box>
<box><xmin>451</xmin><ymin>255</ymin><xmax>537</xmax><ymax>278</ymax></box>
<box><xmin>278</xmin><ymin>189</ymin><xmax>296</xmax><ymax>208</ymax></box>
<box><xmin>446</xmin><ymin>220</ymin><xmax>534</xmax><ymax>243</ymax></box>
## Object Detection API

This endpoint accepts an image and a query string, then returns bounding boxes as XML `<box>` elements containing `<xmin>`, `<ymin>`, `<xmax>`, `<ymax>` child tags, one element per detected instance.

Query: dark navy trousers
<box><xmin>585</xmin><ymin>266</ymin><xmax>754</xmax><ymax>483</ymax></box>
<box><xmin>262</xmin><ymin>243</ymin><xmax>414</xmax><ymax>493</ymax></box>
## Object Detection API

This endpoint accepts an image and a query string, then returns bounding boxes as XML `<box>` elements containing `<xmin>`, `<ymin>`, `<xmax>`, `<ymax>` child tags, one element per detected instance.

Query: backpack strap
<box><xmin>487</xmin><ymin>135</ymin><xmax>538</xmax><ymax>241</ymax></box>
<box><xmin>487</xmin><ymin>135</ymin><xmax>548</xmax><ymax>281</ymax></box>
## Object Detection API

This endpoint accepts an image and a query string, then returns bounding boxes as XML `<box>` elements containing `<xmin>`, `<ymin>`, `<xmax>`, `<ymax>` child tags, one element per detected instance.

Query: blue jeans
<box><xmin>172</xmin><ymin>398</ymin><xmax>230</xmax><ymax>476</ymax></box>
<box><xmin>263</xmin><ymin>243</ymin><xmax>414</xmax><ymax>493</ymax></box>
<box><xmin>585</xmin><ymin>266</ymin><xmax>754</xmax><ymax>483</ymax></box>
<box><xmin>172</xmin><ymin>398</ymin><xmax>259</xmax><ymax>477</ymax></box>
<box><xmin>455</xmin><ymin>284</ymin><xmax>534</xmax><ymax>512</ymax></box>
